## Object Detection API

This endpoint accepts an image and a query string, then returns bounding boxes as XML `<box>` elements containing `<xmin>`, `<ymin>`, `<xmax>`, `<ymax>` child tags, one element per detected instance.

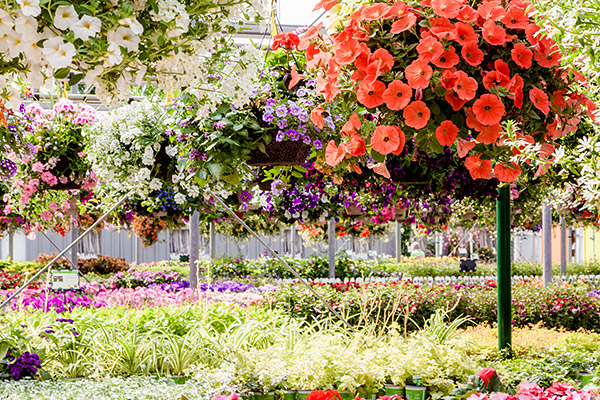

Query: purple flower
<box><xmin>271</xmin><ymin>179</ymin><xmax>285</xmax><ymax>195</ymax></box>
<box><xmin>8</xmin><ymin>125</ymin><xmax>17</xmax><ymax>132</ymax></box>
<box><xmin>262</xmin><ymin>113</ymin><xmax>274</xmax><ymax>123</ymax></box>
<box><xmin>296</xmin><ymin>88</ymin><xmax>308</xmax><ymax>97</ymax></box>
<box><xmin>264</xmin><ymin>105</ymin><xmax>274</xmax><ymax>114</ymax></box>
<box><xmin>313</xmin><ymin>139</ymin><xmax>323</xmax><ymax>150</ymax></box>
<box><xmin>289</xmin><ymin>130</ymin><xmax>301</xmax><ymax>141</ymax></box>
<box><xmin>298</xmin><ymin>111</ymin><xmax>309</xmax><ymax>122</ymax></box>
<box><xmin>6</xmin><ymin>351</ymin><xmax>41</xmax><ymax>380</ymax></box>
<box><xmin>0</xmin><ymin>158</ymin><xmax>17</xmax><ymax>177</ymax></box>
<box><xmin>302</xmin><ymin>135</ymin><xmax>312</xmax><ymax>145</ymax></box>
<box><xmin>275</xmin><ymin>105</ymin><xmax>288</xmax><ymax>118</ymax></box>
<box><xmin>288</xmin><ymin>101</ymin><xmax>301</xmax><ymax>115</ymax></box>
<box><xmin>239</xmin><ymin>190</ymin><xmax>252</xmax><ymax>202</ymax></box>
<box><xmin>266</xmin><ymin>99</ymin><xmax>276</xmax><ymax>106</ymax></box>
<box><xmin>275</xmin><ymin>131</ymin><xmax>285</xmax><ymax>142</ymax></box>
<box><xmin>214</xmin><ymin>121</ymin><xmax>227</xmax><ymax>129</ymax></box>
<box><xmin>277</xmin><ymin>119</ymin><xmax>288</xmax><ymax>129</ymax></box>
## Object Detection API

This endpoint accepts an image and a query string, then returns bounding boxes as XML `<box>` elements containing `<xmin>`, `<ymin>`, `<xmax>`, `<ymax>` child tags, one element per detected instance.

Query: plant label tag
<box><xmin>51</xmin><ymin>270</ymin><xmax>80</xmax><ymax>290</ymax></box>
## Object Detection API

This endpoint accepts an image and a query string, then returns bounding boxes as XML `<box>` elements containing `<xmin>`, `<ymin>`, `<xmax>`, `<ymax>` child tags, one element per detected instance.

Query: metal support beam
<box><xmin>396</xmin><ymin>221</ymin><xmax>402</xmax><ymax>262</ymax></box>
<box><xmin>290</xmin><ymin>225</ymin><xmax>296</xmax><ymax>257</ymax></box>
<box><xmin>328</xmin><ymin>217</ymin><xmax>335</xmax><ymax>279</ymax></box>
<box><xmin>542</xmin><ymin>204</ymin><xmax>552</xmax><ymax>286</ymax></box>
<box><xmin>189</xmin><ymin>209</ymin><xmax>200</xmax><ymax>289</ymax></box>
<box><xmin>0</xmin><ymin>190</ymin><xmax>133</xmax><ymax>310</ymax></box>
<box><xmin>560</xmin><ymin>216</ymin><xmax>567</xmax><ymax>275</ymax></box>
<box><xmin>209</xmin><ymin>221</ymin><xmax>216</xmax><ymax>259</ymax></box>
<box><xmin>496</xmin><ymin>185</ymin><xmax>512</xmax><ymax>353</ymax></box>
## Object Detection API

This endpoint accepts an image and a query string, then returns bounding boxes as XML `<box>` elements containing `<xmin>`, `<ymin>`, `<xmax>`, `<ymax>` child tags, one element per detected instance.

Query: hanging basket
<box><xmin>49</xmin><ymin>157</ymin><xmax>82</xmax><ymax>191</ymax></box>
<box><xmin>151</xmin><ymin>141</ymin><xmax>173</xmax><ymax>181</ymax></box>
<box><xmin>395</xmin><ymin>207</ymin><xmax>409</xmax><ymax>220</ymax></box>
<box><xmin>345</xmin><ymin>205</ymin><xmax>364</xmax><ymax>216</ymax></box>
<box><xmin>247</xmin><ymin>139</ymin><xmax>311</xmax><ymax>167</ymax></box>
<box><xmin>461</xmin><ymin>211</ymin><xmax>477</xmax><ymax>221</ymax></box>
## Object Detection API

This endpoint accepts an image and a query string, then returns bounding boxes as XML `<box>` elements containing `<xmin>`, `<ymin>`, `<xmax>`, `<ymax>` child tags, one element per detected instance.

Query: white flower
<box><xmin>54</xmin><ymin>5</ymin><xmax>78</xmax><ymax>31</ymax></box>
<box><xmin>149</xmin><ymin>178</ymin><xmax>162</xmax><ymax>190</ymax></box>
<box><xmin>72</xmin><ymin>15</ymin><xmax>101</xmax><ymax>40</ymax></box>
<box><xmin>5</xmin><ymin>32</ymin><xmax>26</xmax><ymax>59</ymax></box>
<box><xmin>142</xmin><ymin>145</ymin><xmax>154</xmax><ymax>166</ymax></box>
<box><xmin>138</xmin><ymin>167</ymin><xmax>151</xmax><ymax>181</ymax></box>
<box><xmin>174</xmin><ymin>193</ymin><xmax>186</xmax><ymax>204</ymax></box>
<box><xmin>106</xmin><ymin>42</ymin><xmax>122</xmax><ymax>65</ymax></box>
<box><xmin>119</xmin><ymin>17</ymin><xmax>144</xmax><ymax>35</ymax></box>
<box><xmin>4</xmin><ymin>85</ymin><xmax>21</xmax><ymax>110</ymax></box>
<box><xmin>42</xmin><ymin>36</ymin><xmax>76</xmax><ymax>69</ymax></box>
<box><xmin>165</xmin><ymin>145</ymin><xmax>177</xmax><ymax>157</ymax></box>
<box><xmin>0</xmin><ymin>10</ymin><xmax>13</xmax><ymax>33</ymax></box>
<box><xmin>14</xmin><ymin>13</ymin><xmax>38</xmax><ymax>38</ymax></box>
<box><xmin>107</xmin><ymin>27</ymin><xmax>139</xmax><ymax>52</ymax></box>
<box><xmin>16</xmin><ymin>0</ymin><xmax>40</xmax><ymax>17</ymax></box>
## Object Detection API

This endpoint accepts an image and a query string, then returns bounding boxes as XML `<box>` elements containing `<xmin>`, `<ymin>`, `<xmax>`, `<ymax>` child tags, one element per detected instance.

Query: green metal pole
<box><xmin>496</xmin><ymin>185</ymin><xmax>512</xmax><ymax>353</ymax></box>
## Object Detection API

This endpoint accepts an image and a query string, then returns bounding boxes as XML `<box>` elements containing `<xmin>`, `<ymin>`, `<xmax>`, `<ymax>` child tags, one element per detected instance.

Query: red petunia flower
<box><xmin>311</xmin><ymin>106</ymin><xmax>325</xmax><ymax>129</ymax></box>
<box><xmin>534</xmin><ymin>41</ymin><xmax>562</xmax><ymax>68</ymax></box>
<box><xmin>529</xmin><ymin>87</ymin><xmax>550</xmax><ymax>115</ymax></box>
<box><xmin>477</xmin><ymin>1</ymin><xmax>505</xmax><ymax>21</ymax></box>
<box><xmin>429</xmin><ymin>17</ymin><xmax>457</xmax><ymax>41</ymax></box>
<box><xmin>357</xmin><ymin>79</ymin><xmax>386</xmax><ymax>108</ymax></box>
<box><xmin>346</xmin><ymin>134</ymin><xmax>366</xmax><ymax>156</ymax></box>
<box><xmin>313</xmin><ymin>0</ymin><xmax>340</xmax><ymax>12</ymax></box>
<box><xmin>525</xmin><ymin>23</ymin><xmax>541</xmax><ymax>46</ymax></box>
<box><xmin>509</xmin><ymin>73</ymin><xmax>524</xmax><ymax>108</ymax></box>
<box><xmin>455</xmin><ymin>22</ymin><xmax>478</xmax><ymax>45</ymax></box>
<box><xmin>298</xmin><ymin>23</ymin><xmax>323</xmax><ymax>51</ymax></box>
<box><xmin>457</xmin><ymin>5</ymin><xmax>478</xmax><ymax>22</ymax></box>
<box><xmin>341</xmin><ymin>113</ymin><xmax>362</xmax><ymax>137</ymax></box>
<box><xmin>391</xmin><ymin>12</ymin><xmax>417</xmax><ymax>34</ymax></box>
<box><xmin>453</xmin><ymin>70</ymin><xmax>478</xmax><ymax>101</ymax></box>
<box><xmin>435</xmin><ymin>120</ymin><xmax>459</xmax><ymax>146</ymax></box>
<box><xmin>383</xmin><ymin>80</ymin><xmax>413</xmax><ymax>110</ymax></box>
<box><xmin>457</xmin><ymin>138</ymin><xmax>476</xmax><ymax>158</ymax></box>
<box><xmin>334</xmin><ymin>38</ymin><xmax>362</xmax><ymax>65</ymax></box>
<box><xmin>403</xmin><ymin>101</ymin><xmax>431</xmax><ymax>129</ymax></box>
<box><xmin>511</xmin><ymin>42</ymin><xmax>533</xmax><ymax>68</ymax></box>
<box><xmin>417</xmin><ymin>36</ymin><xmax>444</xmax><ymax>63</ymax></box>
<box><xmin>370</xmin><ymin>48</ymin><xmax>395</xmax><ymax>74</ymax></box>
<box><xmin>465</xmin><ymin>154</ymin><xmax>493</xmax><ymax>180</ymax></box>
<box><xmin>445</xmin><ymin>90</ymin><xmax>467</xmax><ymax>111</ymax></box>
<box><xmin>405</xmin><ymin>59</ymin><xmax>433</xmax><ymax>89</ymax></box>
<box><xmin>482</xmin><ymin>21</ymin><xmax>513</xmax><ymax>46</ymax></box>
<box><xmin>478</xmin><ymin>368</ymin><xmax>497</xmax><ymax>387</ymax></box>
<box><xmin>431</xmin><ymin>0</ymin><xmax>461</xmax><ymax>19</ymax></box>
<box><xmin>325</xmin><ymin>141</ymin><xmax>346</xmax><ymax>167</ymax></box>
<box><xmin>432</xmin><ymin>46</ymin><xmax>460</xmax><ymax>68</ymax></box>
<box><xmin>272</xmin><ymin>32</ymin><xmax>300</xmax><ymax>50</ymax></box>
<box><xmin>461</xmin><ymin>41</ymin><xmax>484</xmax><ymax>66</ymax></box>
<box><xmin>482</xmin><ymin>70</ymin><xmax>511</xmax><ymax>90</ymax></box>
<box><xmin>503</xmin><ymin>5</ymin><xmax>529</xmax><ymax>30</ymax></box>
<box><xmin>476</xmin><ymin>124</ymin><xmax>502</xmax><ymax>144</ymax></box>
<box><xmin>472</xmin><ymin>94</ymin><xmax>505</xmax><ymax>125</ymax></box>
<box><xmin>361</xmin><ymin>3</ymin><xmax>392</xmax><ymax>20</ymax></box>
<box><xmin>494</xmin><ymin>162</ymin><xmax>522</xmax><ymax>182</ymax></box>
<box><xmin>440</xmin><ymin>69</ymin><xmax>458</xmax><ymax>89</ymax></box>
<box><xmin>368</xmin><ymin>162</ymin><xmax>391</xmax><ymax>179</ymax></box>
<box><xmin>371</xmin><ymin>125</ymin><xmax>405</xmax><ymax>155</ymax></box>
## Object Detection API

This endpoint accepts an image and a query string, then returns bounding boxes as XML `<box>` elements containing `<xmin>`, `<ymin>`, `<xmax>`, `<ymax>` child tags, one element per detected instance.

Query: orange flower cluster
<box><xmin>305</xmin><ymin>0</ymin><xmax>597</xmax><ymax>182</ymax></box>
<box><xmin>132</xmin><ymin>215</ymin><xmax>168</xmax><ymax>247</ymax></box>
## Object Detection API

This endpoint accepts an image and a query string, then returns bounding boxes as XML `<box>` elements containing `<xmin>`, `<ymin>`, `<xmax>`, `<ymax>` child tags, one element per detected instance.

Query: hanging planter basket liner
<box><xmin>345</xmin><ymin>205</ymin><xmax>365</xmax><ymax>216</ymax></box>
<box><xmin>151</xmin><ymin>141</ymin><xmax>173</xmax><ymax>181</ymax></box>
<box><xmin>461</xmin><ymin>211</ymin><xmax>477</xmax><ymax>221</ymax></box>
<box><xmin>395</xmin><ymin>207</ymin><xmax>409</xmax><ymax>221</ymax></box>
<box><xmin>247</xmin><ymin>139</ymin><xmax>311</xmax><ymax>167</ymax></box>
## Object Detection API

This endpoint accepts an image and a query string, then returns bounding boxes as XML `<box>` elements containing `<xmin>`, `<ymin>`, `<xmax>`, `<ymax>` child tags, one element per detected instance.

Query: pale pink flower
<box><xmin>61</xmin><ymin>200</ymin><xmax>71</xmax><ymax>212</ymax></box>
<box><xmin>40</xmin><ymin>211</ymin><xmax>53</xmax><ymax>221</ymax></box>
<box><xmin>53</xmin><ymin>98</ymin><xmax>77</xmax><ymax>114</ymax></box>
<box><xmin>40</xmin><ymin>171</ymin><xmax>58</xmax><ymax>186</ymax></box>
<box><xmin>3</xmin><ymin>204</ymin><xmax>12</xmax><ymax>215</ymax></box>
<box><xmin>31</xmin><ymin>162</ymin><xmax>45</xmax><ymax>173</ymax></box>
<box><xmin>49</xmin><ymin>202</ymin><xmax>58</xmax><ymax>212</ymax></box>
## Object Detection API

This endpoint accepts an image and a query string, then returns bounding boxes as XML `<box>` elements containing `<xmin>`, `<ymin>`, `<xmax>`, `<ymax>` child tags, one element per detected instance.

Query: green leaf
<box><xmin>256</xmin><ymin>142</ymin><xmax>266</xmax><ymax>154</ymax></box>
<box><xmin>157</xmin><ymin>36</ymin><xmax>165</xmax><ymax>47</ymax></box>
<box><xmin>54</xmin><ymin>67</ymin><xmax>71</xmax><ymax>79</ymax></box>
<box><xmin>434</xmin><ymin>85</ymin><xmax>447</xmax><ymax>97</ymax></box>
<box><xmin>232</xmin><ymin>123</ymin><xmax>243</xmax><ymax>131</ymax></box>
<box><xmin>68</xmin><ymin>73</ymin><xmax>84</xmax><ymax>86</ymax></box>
<box><xmin>206</xmin><ymin>162</ymin><xmax>224</xmax><ymax>180</ymax></box>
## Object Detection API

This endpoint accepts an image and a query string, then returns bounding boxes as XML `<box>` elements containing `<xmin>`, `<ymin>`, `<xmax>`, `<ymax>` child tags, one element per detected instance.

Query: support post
<box><xmin>8</xmin><ymin>232</ymin><xmax>13</xmax><ymax>260</ymax></box>
<box><xmin>67</xmin><ymin>195</ymin><xmax>79</xmax><ymax>270</ymax></box>
<box><xmin>560</xmin><ymin>216</ymin><xmax>567</xmax><ymax>275</ymax></box>
<box><xmin>290</xmin><ymin>225</ymin><xmax>295</xmax><ymax>257</ymax></box>
<box><xmin>328</xmin><ymin>217</ymin><xmax>335</xmax><ymax>279</ymax></box>
<box><xmin>542</xmin><ymin>203</ymin><xmax>552</xmax><ymax>286</ymax></box>
<box><xmin>209</xmin><ymin>221</ymin><xmax>216</xmax><ymax>259</ymax></box>
<box><xmin>396</xmin><ymin>221</ymin><xmax>402</xmax><ymax>262</ymax></box>
<box><xmin>496</xmin><ymin>185</ymin><xmax>512</xmax><ymax>353</ymax></box>
<box><xmin>70</xmin><ymin>226</ymin><xmax>79</xmax><ymax>270</ymax></box>
<box><xmin>189</xmin><ymin>209</ymin><xmax>200</xmax><ymax>290</ymax></box>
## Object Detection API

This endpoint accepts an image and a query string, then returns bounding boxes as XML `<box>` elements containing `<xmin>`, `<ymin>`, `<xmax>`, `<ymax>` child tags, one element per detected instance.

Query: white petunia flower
<box><xmin>107</xmin><ymin>27</ymin><xmax>139</xmax><ymax>52</ymax></box>
<box><xmin>119</xmin><ymin>17</ymin><xmax>144</xmax><ymax>35</ymax></box>
<box><xmin>54</xmin><ymin>5</ymin><xmax>78</xmax><ymax>31</ymax></box>
<box><xmin>5</xmin><ymin>85</ymin><xmax>21</xmax><ymax>110</ymax></box>
<box><xmin>16</xmin><ymin>0</ymin><xmax>40</xmax><ymax>17</ymax></box>
<box><xmin>0</xmin><ymin>10</ymin><xmax>13</xmax><ymax>34</ymax></box>
<box><xmin>106</xmin><ymin>42</ymin><xmax>122</xmax><ymax>65</ymax></box>
<box><xmin>72</xmin><ymin>15</ymin><xmax>101</xmax><ymax>40</ymax></box>
<box><xmin>174</xmin><ymin>193</ymin><xmax>186</xmax><ymax>204</ymax></box>
<box><xmin>42</xmin><ymin>36</ymin><xmax>76</xmax><ymax>68</ymax></box>
<box><xmin>14</xmin><ymin>13</ymin><xmax>38</xmax><ymax>38</ymax></box>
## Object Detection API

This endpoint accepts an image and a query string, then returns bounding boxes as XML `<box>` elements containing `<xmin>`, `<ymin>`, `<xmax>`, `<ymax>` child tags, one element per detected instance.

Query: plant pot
<box><xmin>384</xmin><ymin>384</ymin><xmax>405</xmax><ymax>397</ymax></box>
<box><xmin>248</xmin><ymin>139</ymin><xmax>311</xmax><ymax>167</ymax></box>
<box><xmin>581</xmin><ymin>372</ymin><xmax>594</xmax><ymax>387</ymax></box>
<box><xmin>296</xmin><ymin>391</ymin><xmax>313</xmax><ymax>400</ymax></box>
<box><xmin>395</xmin><ymin>207</ymin><xmax>409</xmax><ymax>220</ymax></box>
<box><xmin>280</xmin><ymin>391</ymin><xmax>297</xmax><ymax>400</ymax></box>
<box><xmin>404</xmin><ymin>386</ymin><xmax>425</xmax><ymax>400</ymax></box>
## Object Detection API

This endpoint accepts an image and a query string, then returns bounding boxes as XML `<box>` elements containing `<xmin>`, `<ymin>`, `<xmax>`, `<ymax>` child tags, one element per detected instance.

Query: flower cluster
<box><xmin>305</xmin><ymin>0</ymin><xmax>597</xmax><ymax>183</ymax></box>
<box><xmin>0</xmin><ymin>0</ymin><xmax>269</xmax><ymax>108</ymax></box>
<box><xmin>3</xmin><ymin>350</ymin><xmax>41</xmax><ymax>380</ymax></box>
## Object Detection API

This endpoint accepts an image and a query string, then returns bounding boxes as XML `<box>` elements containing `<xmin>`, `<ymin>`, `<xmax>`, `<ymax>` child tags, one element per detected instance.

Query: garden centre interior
<box><xmin>3</xmin><ymin>0</ymin><xmax>600</xmax><ymax>399</ymax></box>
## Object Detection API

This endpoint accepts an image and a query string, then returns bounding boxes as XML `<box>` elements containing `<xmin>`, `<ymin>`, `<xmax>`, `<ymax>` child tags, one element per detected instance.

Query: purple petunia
<box><xmin>239</xmin><ymin>190</ymin><xmax>252</xmax><ymax>202</ymax></box>
<box><xmin>302</xmin><ymin>135</ymin><xmax>312</xmax><ymax>145</ymax></box>
<box><xmin>262</xmin><ymin>113</ymin><xmax>274</xmax><ymax>123</ymax></box>
<box><xmin>277</xmin><ymin>119</ymin><xmax>288</xmax><ymax>129</ymax></box>
<box><xmin>275</xmin><ymin>105</ymin><xmax>288</xmax><ymax>118</ymax></box>
<box><xmin>275</xmin><ymin>131</ymin><xmax>285</xmax><ymax>142</ymax></box>
<box><xmin>313</xmin><ymin>139</ymin><xmax>323</xmax><ymax>150</ymax></box>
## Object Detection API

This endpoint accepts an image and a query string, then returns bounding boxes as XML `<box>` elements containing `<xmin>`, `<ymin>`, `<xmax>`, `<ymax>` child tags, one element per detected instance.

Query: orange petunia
<box><xmin>472</xmin><ymin>94</ymin><xmax>505</xmax><ymax>126</ymax></box>
<box><xmin>416</xmin><ymin>36</ymin><xmax>444</xmax><ymax>63</ymax></box>
<box><xmin>325</xmin><ymin>141</ymin><xmax>346</xmax><ymax>167</ymax></box>
<box><xmin>311</xmin><ymin>107</ymin><xmax>325</xmax><ymax>129</ymax></box>
<box><xmin>429</xmin><ymin>17</ymin><xmax>457</xmax><ymax>41</ymax></box>
<box><xmin>313</xmin><ymin>0</ymin><xmax>340</xmax><ymax>11</ymax></box>
<box><xmin>511</xmin><ymin>43</ymin><xmax>533</xmax><ymax>68</ymax></box>
<box><xmin>383</xmin><ymin>80</ymin><xmax>412</xmax><ymax>110</ymax></box>
<box><xmin>357</xmin><ymin>79</ymin><xmax>386</xmax><ymax>108</ymax></box>
<box><xmin>455</xmin><ymin>22</ymin><xmax>478</xmax><ymax>45</ymax></box>
<box><xmin>371</xmin><ymin>125</ymin><xmax>403</xmax><ymax>155</ymax></box>
<box><xmin>457</xmin><ymin>5</ymin><xmax>478</xmax><ymax>22</ymax></box>
<box><xmin>476</xmin><ymin>124</ymin><xmax>502</xmax><ymax>144</ymax></box>
<box><xmin>435</xmin><ymin>120</ymin><xmax>458</xmax><ymax>146</ymax></box>
<box><xmin>503</xmin><ymin>5</ymin><xmax>529</xmax><ymax>30</ymax></box>
<box><xmin>431</xmin><ymin>0</ymin><xmax>461</xmax><ymax>19</ymax></box>
<box><xmin>509</xmin><ymin>73</ymin><xmax>524</xmax><ymax>108</ymax></box>
<box><xmin>334</xmin><ymin>38</ymin><xmax>362</xmax><ymax>65</ymax></box>
<box><xmin>534</xmin><ymin>41</ymin><xmax>561</xmax><ymax>68</ymax></box>
<box><xmin>477</xmin><ymin>1</ymin><xmax>505</xmax><ymax>21</ymax></box>
<box><xmin>461</xmin><ymin>42</ymin><xmax>484</xmax><ymax>66</ymax></box>
<box><xmin>445</xmin><ymin>90</ymin><xmax>467</xmax><ymax>111</ymax></box>
<box><xmin>346</xmin><ymin>134</ymin><xmax>366</xmax><ymax>156</ymax></box>
<box><xmin>368</xmin><ymin>162</ymin><xmax>391</xmax><ymax>179</ymax></box>
<box><xmin>361</xmin><ymin>3</ymin><xmax>392</xmax><ymax>20</ymax></box>
<box><xmin>529</xmin><ymin>87</ymin><xmax>550</xmax><ymax>115</ymax></box>
<box><xmin>298</xmin><ymin>22</ymin><xmax>323</xmax><ymax>51</ymax></box>
<box><xmin>494</xmin><ymin>162</ymin><xmax>521</xmax><ymax>182</ymax></box>
<box><xmin>453</xmin><ymin>71</ymin><xmax>478</xmax><ymax>101</ymax></box>
<box><xmin>482</xmin><ymin>21</ymin><xmax>513</xmax><ymax>46</ymax></box>
<box><xmin>440</xmin><ymin>69</ymin><xmax>458</xmax><ymax>89</ymax></box>
<box><xmin>464</xmin><ymin>154</ymin><xmax>493</xmax><ymax>180</ymax></box>
<box><xmin>405</xmin><ymin>60</ymin><xmax>433</xmax><ymax>89</ymax></box>
<box><xmin>370</xmin><ymin>48</ymin><xmax>395</xmax><ymax>74</ymax></box>
<box><xmin>403</xmin><ymin>101</ymin><xmax>431</xmax><ymax>129</ymax></box>
<box><xmin>391</xmin><ymin>12</ymin><xmax>417</xmax><ymax>34</ymax></box>
<box><xmin>457</xmin><ymin>138</ymin><xmax>476</xmax><ymax>158</ymax></box>
<box><xmin>341</xmin><ymin>113</ymin><xmax>362</xmax><ymax>137</ymax></box>
<box><xmin>288</xmin><ymin>67</ymin><xmax>305</xmax><ymax>89</ymax></box>
<box><xmin>432</xmin><ymin>46</ymin><xmax>460</xmax><ymax>69</ymax></box>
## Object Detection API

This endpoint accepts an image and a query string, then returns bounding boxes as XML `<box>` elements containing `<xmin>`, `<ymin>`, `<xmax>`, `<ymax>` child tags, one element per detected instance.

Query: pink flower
<box><xmin>19</xmin><ymin>196</ymin><xmax>30</xmax><ymax>205</ymax></box>
<box><xmin>61</xmin><ymin>200</ymin><xmax>72</xmax><ymax>212</ymax></box>
<box><xmin>32</xmin><ymin>162</ymin><xmax>45</xmax><ymax>173</ymax></box>
<box><xmin>478</xmin><ymin>368</ymin><xmax>496</xmax><ymax>386</ymax></box>
<box><xmin>25</xmin><ymin>103</ymin><xmax>44</xmax><ymax>117</ymax></box>
<box><xmin>49</xmin><ymin>203</ymin><xmax>58</xmax><ymax>212</ymax></box>
<box><xmin>3</xmin><ymin>205</ymin><xmax>12</xmax><ymax>215</ymax></box>
<box><xmin>40</xmin><ymin>171</ymin><xmax>58</xmax><ymax>186</ymax></box>
<box><xmin>40</xmin><ymin>211</ymin><xmax>53</xmax><ymax>221</ymax></box>
<box><xmin>53</xmin><ymin>98</ymin><xmax>77</xmax><ymax>114</ymax></box>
